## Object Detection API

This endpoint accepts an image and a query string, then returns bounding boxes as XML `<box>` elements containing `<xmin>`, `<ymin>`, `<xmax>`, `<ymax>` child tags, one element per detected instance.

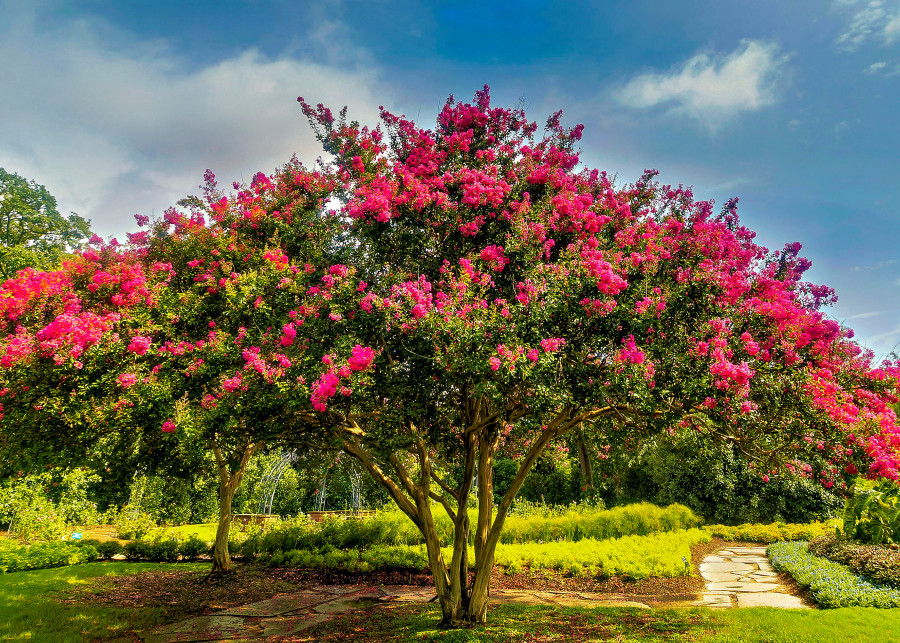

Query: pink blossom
<box><xmin>127</xmin><ymin>336</ymin><xmax>152</xmax><ymax>355</ymax></box>
<box><xmin>161</xmin><ymin>419</ymin><xmax>177</xmax><ymax>433</ymax></box>
<box><xmin>348</xmin><ymin>345</ymin><xmax>376</xmax><ymax>371</ymax></box>
<box><xmin>117</xmin><ymin>373</ymin><xmax>137</xmax><ymax>388</ymax></box>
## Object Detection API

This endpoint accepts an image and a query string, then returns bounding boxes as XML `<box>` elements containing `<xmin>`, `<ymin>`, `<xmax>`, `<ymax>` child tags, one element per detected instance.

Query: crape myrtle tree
<box><xmin>0</xmin><ymin>159</ymin><xmax>349</xmax><ymax>571</ymax></box>
<box><xmin>0</xmin><ymin>87</ymin><xmax>897</xmax><ymax>623</ymax></box>
<box><xmin>289</xmin><ymin>87</ymin><xmax>900</xmax><ymax>624</ymax></box>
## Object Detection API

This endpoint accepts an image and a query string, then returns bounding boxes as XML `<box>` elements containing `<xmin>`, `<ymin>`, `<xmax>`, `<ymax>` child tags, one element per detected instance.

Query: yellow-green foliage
<box><xmin>703</xmin><ymin>521</ymin><xmax>830</xmax><ymax>543</ymax></box>
<box><xmin>260</xmin><ymin>528</ymin><xmax>709</xmax><ymax>580</ymax></box>
<box><xmin>498</xmin><ymin>502</ymin><xmax>700</xmax><ymax>544</ymax></box>
<box><xmin>491</xmin><ymin>528</ymin><xmax>710</xmax><ymax>579</ymax></box>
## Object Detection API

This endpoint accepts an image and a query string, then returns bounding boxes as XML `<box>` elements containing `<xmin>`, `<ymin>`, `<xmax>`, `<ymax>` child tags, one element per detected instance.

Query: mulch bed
<box><xmin>68</xmin><ymin>538</ymin><xmax>759</xmax><ymax>624</ymax></box>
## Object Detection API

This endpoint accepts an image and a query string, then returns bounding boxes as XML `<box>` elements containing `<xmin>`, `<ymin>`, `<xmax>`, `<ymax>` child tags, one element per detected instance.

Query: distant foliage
<box><xmin>607</xmin><ymin>434</ymin><xmax>844</xmax><ymax>524</ymax></box>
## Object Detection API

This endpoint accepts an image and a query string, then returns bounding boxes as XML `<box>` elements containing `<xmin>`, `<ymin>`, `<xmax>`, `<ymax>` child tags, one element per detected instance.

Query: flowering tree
<box><xmin>1</xmin><ymin>87</ymin><xmax>898</xmax><ymax>624</ymax></box>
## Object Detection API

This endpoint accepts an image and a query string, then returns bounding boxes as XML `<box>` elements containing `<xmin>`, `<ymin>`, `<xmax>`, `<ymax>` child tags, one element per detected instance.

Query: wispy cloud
<box><xmin>0</xmin><ymin>1</ymin><xmax>391</xmax><ymax>236</ymax></box>
<box><xmin>847</xmin><ymin>311</ymin><xmax>885</xmax><ymax>320</ymax></box>
<box><xmin>615</xmin><ymin>40</ymin><xmax>786</xmax><ymax>131</ymax></box>
<box><xmin>834</xmin><ymin>0</ymin><xmax>900</xmax><ymax>51</ymax></box>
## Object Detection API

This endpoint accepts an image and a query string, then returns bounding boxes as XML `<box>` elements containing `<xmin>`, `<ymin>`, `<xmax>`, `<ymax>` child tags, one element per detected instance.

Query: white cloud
<box><xmin>847</xmin><ymin>311</ymin><xmax>884</xmax><ymax>319</ymax></box>
<box><xmin>0</xmin><ymin>2</ymin><xmax>392</xmax><ymax>237</ymax></box>
<box><xmin>834</xmin><ymin>0</ymin><xmax>900</xmax><ymax>51</ymax></box>
<box><xmin>615</xmin><ymin>41</ymin><xmax>786</xmax><ymax>131</ymax></box>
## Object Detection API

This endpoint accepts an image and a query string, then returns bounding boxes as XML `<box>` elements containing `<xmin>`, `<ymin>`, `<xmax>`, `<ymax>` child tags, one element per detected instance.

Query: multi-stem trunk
<box><xmin>342</xmin><ymin>406</ymin><xmax>605</xmax><ymax>626</ymax></box>
<box><xmin>211</xmin><ymin>442</ymin><xmax>257</xmax><ymax>573</ymax></box>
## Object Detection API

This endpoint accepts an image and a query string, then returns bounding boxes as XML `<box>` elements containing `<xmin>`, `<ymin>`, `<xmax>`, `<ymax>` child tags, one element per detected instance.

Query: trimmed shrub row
<box><xmin>768</xmin><ymin>541</ymin><xmax>900</xmax><ymax>608</ymax></box>
<box><xmin>0</xmin><ymin>540</ymin><xmax>99</xmax><ymax>573</ymax></box>
<box><xmin>808</xmin><ymin>534</ymin><xmax>900</xmax><ymax>588</ymax></box>
<box><xmin>252</xmin><ymin>528</ymin><xmax>710</xmax><ymax>580</ymax></box>
<box><xmin>702</xmin><ymin>522</ymin><xmax>829</xmax><ymax>543</ymax></box>
<box><xmin>241</xmin><ymin>502</ymin><xmax>702</xmax><ymax>556</ymax></box>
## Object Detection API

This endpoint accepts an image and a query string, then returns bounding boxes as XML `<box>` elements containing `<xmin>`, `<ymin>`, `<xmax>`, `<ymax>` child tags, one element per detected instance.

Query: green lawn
<box><xmin>307</xmin><ymin>602</ymin><xmax>900</xmax><ymax>643</ymax></box>
<box><xmin>0</xmin><ymin>562</ymin><xmax>206</xmax><ymax>642</ymax></box>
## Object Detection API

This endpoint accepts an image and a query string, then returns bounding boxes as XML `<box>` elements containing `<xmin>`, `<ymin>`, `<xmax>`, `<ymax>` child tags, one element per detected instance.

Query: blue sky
<box><xmin>1</xmin><ymin>0</ymin><xmax>898</xmax><ymax>358</ymax></box>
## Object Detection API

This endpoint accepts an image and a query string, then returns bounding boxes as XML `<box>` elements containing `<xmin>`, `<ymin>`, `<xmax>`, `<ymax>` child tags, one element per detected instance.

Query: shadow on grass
<box><xmin>0</xmin><ymin>562</ymin><xmax>206</xmax><ymax>642</ymax></box>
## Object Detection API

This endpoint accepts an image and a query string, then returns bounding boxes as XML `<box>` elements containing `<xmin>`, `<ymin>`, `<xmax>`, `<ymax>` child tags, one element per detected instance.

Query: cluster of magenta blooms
<box><xmin>0</xmin><ymin>86</ymin><xmax>899</xmax><ymax>487</ymax></box>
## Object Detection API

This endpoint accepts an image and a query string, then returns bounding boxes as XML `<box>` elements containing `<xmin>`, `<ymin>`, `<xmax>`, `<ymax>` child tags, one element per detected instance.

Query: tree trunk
<box><xmin>212</xmin><ymin>477</ymin><xmax>237</xmax><ymax>572</ymax></box>
<box><xmin>575</xmin><ymin>427</ymin><xmax>595</xmax><ymax>490</ymax></box>
<box><xmin>341</xmin><ymin>406</ymin><xmax>605</xmax><ymax>626</ymax></box>
<box><xmin>211</xmin><ymin>441</ymin><xmax>257</xmax><ymax>573</ymax></box>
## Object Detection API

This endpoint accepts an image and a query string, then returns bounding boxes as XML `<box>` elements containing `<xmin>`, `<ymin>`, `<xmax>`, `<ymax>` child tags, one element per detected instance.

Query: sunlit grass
<box><xmin>306</xmin><ymin>602</ymin><xmax>900</xmax><ymax>643</ymax></box>
<box><xmin>0</xmin><ymin>561</ymin><xmax>205</xmax><ymax>642</ymax></box>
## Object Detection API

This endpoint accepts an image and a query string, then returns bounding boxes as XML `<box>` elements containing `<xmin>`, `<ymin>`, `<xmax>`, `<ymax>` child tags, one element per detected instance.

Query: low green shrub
<box><xmin>493</xmin><ymin>528</ymin><xmax>709</xmax><ymax>579</ymax></box>
<box><xmin>499</xmin><ymin>502</ymin><xmax>700</xmax><ymax>544</ymax></box>
<box><xmin>257</xmin><ymin>528</ymin><xmax>708</xmax><ymax>580</ymax></box>
<box><xmin>115</xmin><ymin>507</ymin><xmax>156</xmax><ymax>539</ymax></box>
<box><xmin>768</xmin><ymin>540</ymin><xmax>900</xmax><ymax>608</ymax></box>
<box><xmin>703</xmin><ymin>521</ymin><xmax>829</xmax><ymax>543</ymax></box>
<box><xmin>0</xmin><ymin>541</ymin><xmax>98</xmax><ymax>574</ymax></box>
<box><xmin>240</xmin><ymin>502</ymin><xmax>701</xmax><ymax>559</ymax></box>
<box><xmin>178</xmin><ymin>535</ymin><xmax>210</xmax><ymax>560</ymax></box>
<box><xmin>808</xmin><ymin>534</ymin><xmax>900</xmax><ymax>588</ymax></box>
<box><xmin>123</xmin><ymin>537</ymin><xmax>181</xmax><ymax>562</ymax></box>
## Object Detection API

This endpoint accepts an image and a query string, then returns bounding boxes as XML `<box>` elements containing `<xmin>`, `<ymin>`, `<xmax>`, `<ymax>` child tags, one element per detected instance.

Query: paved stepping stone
<box><xmin>700</xmin><ymin>562</ymin><xmax>754</xmax><ymax>573</ymax></box>
<box><xmin>143</xmin><ymin>615</ymin><xmax>250</xmax><ymax>643</ymax></box>
<box><xmin>692</xmin><ymin>546</ymin><xmax>810</xmax><ymax>609</ymax></box>
<box><xmin>219</xmin><ymin>592</ymin><xmax>329</xmax><ymax>616</ymax></box>
<box><xmin>736</xmin><ymin>592</ymin><xmax>808</xmax><ymax>608</ymax></box>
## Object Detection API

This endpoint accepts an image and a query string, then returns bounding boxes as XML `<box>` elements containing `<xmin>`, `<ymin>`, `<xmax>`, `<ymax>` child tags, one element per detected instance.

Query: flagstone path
<box><xmin>692</xmin><ymin>546</ymin><xmax>810</xmax><ymax>609</ymax></box>
<box><xmin>139</xmin><ymin>585</ymin><xmax>652</xmax><ymax>642</ymax></box>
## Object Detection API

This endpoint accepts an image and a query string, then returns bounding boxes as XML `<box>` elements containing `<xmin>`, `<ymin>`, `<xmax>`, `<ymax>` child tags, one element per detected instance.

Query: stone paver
<box><xmin>691</xmin><ymin>546</ymin><xmax>811</xmax><ymax>610</ymax></box>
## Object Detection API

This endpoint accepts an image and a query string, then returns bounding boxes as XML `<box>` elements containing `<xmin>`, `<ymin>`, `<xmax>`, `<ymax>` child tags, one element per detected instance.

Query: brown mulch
<box><xmin>68</xmin><ymin>538</ymin><xmax>753</xmax><ymax>624</ymax></box>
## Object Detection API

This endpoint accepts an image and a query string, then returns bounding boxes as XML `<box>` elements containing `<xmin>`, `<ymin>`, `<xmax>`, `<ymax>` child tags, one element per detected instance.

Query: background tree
<box><xmin>0</xmin><ymin>169</ymin><xmax>91</xmax><ymax>279</ymax></box>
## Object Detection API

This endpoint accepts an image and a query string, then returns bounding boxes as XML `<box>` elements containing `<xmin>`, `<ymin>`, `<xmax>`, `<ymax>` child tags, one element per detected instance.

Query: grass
<box><xmin>0</xmin><ymin>561</ymin><xmax>206</xmax><ymax>642</ymax></box>
<box><xmin>301</xmin><ymin>601</ymin><xmax>900</xmax><ymax>642</ymax></box>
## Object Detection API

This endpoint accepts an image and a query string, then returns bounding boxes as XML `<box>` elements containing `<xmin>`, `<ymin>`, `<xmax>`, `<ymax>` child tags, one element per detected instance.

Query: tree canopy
<box><xmin>0</xmin><ymin>169</ymin><xmax>91</xmax><ymax>280</ymax></box>
<box><xmin>0</xmin><ymin>87</ymin><xmax>898</xmax><ymax>624</ymax></box>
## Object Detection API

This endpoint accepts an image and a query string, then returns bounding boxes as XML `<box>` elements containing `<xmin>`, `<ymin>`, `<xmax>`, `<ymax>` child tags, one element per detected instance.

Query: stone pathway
<box><xmin>693</xmin><ymin>546</ymin><xmax>809</xmax><ymax>609</ymax></box>
<box><xmin>140</xmin><ymin>585</ymin><xmax>651</xmax><ymax>642</ymax></box>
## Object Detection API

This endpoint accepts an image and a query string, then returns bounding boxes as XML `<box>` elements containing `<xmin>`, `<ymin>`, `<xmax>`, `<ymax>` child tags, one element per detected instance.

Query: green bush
<box><xmin>808</xmin><ymin>534</ymin><xmax>900</xmax><ymax>587</ymax></box>
<box><xmin>493</xmin><ymin>528</ymin><xmax>709</xmax><ymax>579</ymax></box>
<box><xmin>499</xmin><ymin>502</ymin><xmax>700</xmax><ymax>544</ymax></box>
<box><xmin>115</xmin><ymin>507</ymin><xmax>156</xmax><ymax>539</ymax></box>
<box><xmin>89</xmin><ymin>539</ymin><xmax>123</xmax><ymax>560</ymax></box>
<box><xmin>0</xmin><ymin>541</ymin><xmax>98</xmax><ymax>574</ymax></box>
<box><xmin>838</xmin><ymin>480</ymin><xmax>900</xmax><ymax>545</ymax></box>
<box><xmin>178</xmin><ymin>535</ymin><xmax>210</xmax><ymax>560</ymax></box>
<box><xmin>256</xmin><ymin>528</ymin><xmax>708</xmax><ymax>580</ymax></box>
<box><xmin>769</xmin><ymin>540</ymin><xmax>900</xmax><ymax>608</ymax></box>
<box><xmin>240</xmin><ymin>502</ymin><xmax>700</xmax><ymax>559</ymax></box>
<box><xmin>703</xmin><ymin>521</ymin><xmax>830</xmax><ymax>543</ymax></box>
